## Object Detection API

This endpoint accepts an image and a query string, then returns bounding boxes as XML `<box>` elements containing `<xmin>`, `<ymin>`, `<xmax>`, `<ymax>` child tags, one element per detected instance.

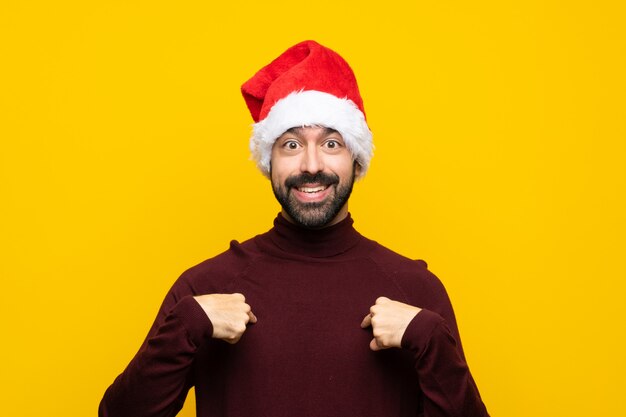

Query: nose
<box><xmin>300</xmin><ymin>146</ymin><xmax>324</xmax><ymax>174</ymax></box>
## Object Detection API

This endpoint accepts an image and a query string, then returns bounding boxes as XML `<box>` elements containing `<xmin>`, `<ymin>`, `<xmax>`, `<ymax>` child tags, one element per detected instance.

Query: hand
<box><xmin>193</xmin><ymin>293</ymin><xmax>257</xmax><ymax>344</ymax></box>
<box><xmin>360</xmin><ymin>296</ymin><xmax>421</xmax><ymax>351</ymax></box>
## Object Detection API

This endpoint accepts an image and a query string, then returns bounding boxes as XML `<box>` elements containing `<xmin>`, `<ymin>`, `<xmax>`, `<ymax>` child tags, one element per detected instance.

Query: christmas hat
<box><xmin>241</xmin><ymin>40</ymin><xmax>373</xmax><ymax>178</ymax></box>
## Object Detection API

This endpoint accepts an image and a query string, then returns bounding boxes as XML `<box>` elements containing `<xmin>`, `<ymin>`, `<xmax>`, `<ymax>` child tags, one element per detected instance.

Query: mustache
<box><xmin>285</xmin><ymin>172</ymin><xmax>340</xmax><ymax>189</ymax></box>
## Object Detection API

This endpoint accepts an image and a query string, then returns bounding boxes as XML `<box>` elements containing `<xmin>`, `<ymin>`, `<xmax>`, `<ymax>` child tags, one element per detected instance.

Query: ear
<box><xmin>354</xmin><ymin>161</ymin><xmax>362</xmax><ymax>177</ymax></box>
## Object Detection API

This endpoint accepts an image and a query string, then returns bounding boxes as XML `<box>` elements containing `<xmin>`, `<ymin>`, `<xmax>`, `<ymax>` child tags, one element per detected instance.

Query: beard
<box><xmin>271</xmin><ymin>168</ymin><xmax>356</xmax><ymax>229</ymax></box>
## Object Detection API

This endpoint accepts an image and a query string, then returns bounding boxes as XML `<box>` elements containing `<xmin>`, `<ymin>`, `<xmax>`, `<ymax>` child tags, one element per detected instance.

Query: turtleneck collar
<box><xmin>257</xmin><ymin>212</ymin><xmax>363</xmax><ymax>259</ymax></box>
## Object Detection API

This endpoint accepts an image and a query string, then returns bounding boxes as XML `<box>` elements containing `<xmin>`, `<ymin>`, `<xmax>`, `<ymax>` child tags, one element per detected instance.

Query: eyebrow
<box><xmin>284</xmin><ymin>126</ymin><xmax>339</xmax><ymax>137</ymax></box>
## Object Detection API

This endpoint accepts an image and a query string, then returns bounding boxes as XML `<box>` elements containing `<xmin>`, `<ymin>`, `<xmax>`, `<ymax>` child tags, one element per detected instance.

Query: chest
<box><xmin>236</xmin><ymin>257</ymin><xmax>406</xmax><ymax>341</ymax></box>
<box><xmin>193</xmin><ymin>257</ymin><xmax>422</xmax><ymax>415</ymax></box>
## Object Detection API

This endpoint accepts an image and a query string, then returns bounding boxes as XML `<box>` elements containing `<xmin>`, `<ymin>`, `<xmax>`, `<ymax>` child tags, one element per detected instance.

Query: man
<box><xmin>100</xmin><ymin>40</ymin><xmax>489</xmax><ymax>417</ymax></box>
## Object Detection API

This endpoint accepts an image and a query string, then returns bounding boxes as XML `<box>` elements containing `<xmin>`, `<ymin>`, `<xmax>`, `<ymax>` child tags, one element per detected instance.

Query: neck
<box><xmin>258</xmin><ymin>211</ymin><xmax>362</xmax><ymax>258</ymax></box>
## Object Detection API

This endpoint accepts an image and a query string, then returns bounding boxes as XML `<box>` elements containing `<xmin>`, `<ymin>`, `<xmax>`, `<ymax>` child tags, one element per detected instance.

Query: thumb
<box><xmin>360</xmin><ymin>313</ymin><xmax>372</xmax><ymax>328</ymax></box>
<box><xmin>248</xmin><ymin>310</ymin><xmax>258</xmax><ymax>324</ymax></box>
<box><xmin>369</xmin><ymin>338</ymin><xmax>382</xmax><ymax>351</ymax></box>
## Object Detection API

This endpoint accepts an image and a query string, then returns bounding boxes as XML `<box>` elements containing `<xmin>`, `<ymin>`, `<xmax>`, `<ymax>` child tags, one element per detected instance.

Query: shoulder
<box><xmin>363</xmin><ymin>239</ymin><xmax>450</xmax><ymax>308</ymax></box>
<box><xmin>171</xmin><ymin>237</ymin><xmax>264</xmax><ymax>298</ymax></box>
<box><xmin>364</xmin><ymin>238</ymin><xmax>431</xmax><ymax>278</ymax></box>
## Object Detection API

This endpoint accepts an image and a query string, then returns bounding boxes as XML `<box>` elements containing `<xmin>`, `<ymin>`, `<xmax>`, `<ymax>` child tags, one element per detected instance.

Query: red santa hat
<box><xmin>241</xmin><ymin>40</ymin><xmax>373</xmax><ymax>178</ymax></box>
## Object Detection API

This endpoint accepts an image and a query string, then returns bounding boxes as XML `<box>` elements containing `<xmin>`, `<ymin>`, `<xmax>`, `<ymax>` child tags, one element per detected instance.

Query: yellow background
<box><xmin>1</xmin><ymin>1</ymin><xmax>625</xmax><ymax>416</ymax></box>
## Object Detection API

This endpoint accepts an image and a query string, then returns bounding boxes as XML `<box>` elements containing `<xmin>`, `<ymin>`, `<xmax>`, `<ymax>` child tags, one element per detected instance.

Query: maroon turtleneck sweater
<box><xmin>100</xmin><ymin>214</ymin><xmax>489</xmax><ymax>417</ymax></box>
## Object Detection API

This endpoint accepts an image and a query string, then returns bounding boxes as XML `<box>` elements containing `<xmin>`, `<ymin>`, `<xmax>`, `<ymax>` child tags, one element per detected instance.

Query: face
<box><xmin>270</xmin><ymin>126</ymin><xmax>359</xmax><ymax>228</ymax></box>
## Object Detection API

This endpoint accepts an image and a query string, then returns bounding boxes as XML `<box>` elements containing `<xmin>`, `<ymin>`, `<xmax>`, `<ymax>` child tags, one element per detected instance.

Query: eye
<box><xmin>283</xmin><ymin>140</ymin><xmax>300</xmax><ymax>150</ymax></box>
<box><xmin>324</xmin><ymin>139</ymin><xmax>342</xmax><ymax>149</ymax></box>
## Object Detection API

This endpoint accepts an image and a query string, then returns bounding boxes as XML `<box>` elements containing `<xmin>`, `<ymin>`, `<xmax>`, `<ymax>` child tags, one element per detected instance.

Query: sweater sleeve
<box><xmin>401</xmin><ymin>309</ymin><xmax>489</xmax><ymax>417</ymax></box>
<box><xmin>99</xmin><ymin>295</ymin><xmax>213</xmax><ymax>417</ymax></box>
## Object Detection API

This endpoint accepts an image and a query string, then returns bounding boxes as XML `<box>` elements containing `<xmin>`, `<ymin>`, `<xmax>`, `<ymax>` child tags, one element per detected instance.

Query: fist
<box><xmin>194</xmin><ymin>293</ymin><xmax>257</xmax><ymax>344</ymax></box>
<box><xmin>360</xmin><ymin>297</ymin><xmax>421</xmax><ymax>351</ymax></box>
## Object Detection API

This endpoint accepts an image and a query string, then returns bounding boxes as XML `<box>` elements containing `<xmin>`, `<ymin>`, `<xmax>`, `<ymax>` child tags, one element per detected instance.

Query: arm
<box><xmin>361</xmin><ymin>297</ymin><xmax>489</xmax><ymax>417</ymax></box>
<box><xmin>99</xmin><ymin>296</ymin><xmax>211</xmax><ymax>417</ymax></box>
<box><xmin>99</xmin><ymin>293</ymin><xmax>255</xmax><ymax>417</ymax></box>
<box><xmin>401</xmin><ymin>308</ymin><xmax>489</xmax><ymax>417</ymax></box>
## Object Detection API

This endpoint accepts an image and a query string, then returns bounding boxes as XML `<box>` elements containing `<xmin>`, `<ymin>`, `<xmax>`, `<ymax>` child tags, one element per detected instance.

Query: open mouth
<box><xmin>284</xmin><ymin>173</ymin><xmax>339</xmax><ymax>203</ymax></box>
<box><xmin>291</xmin><ymin>183</ymin><xmax>333</xmax><ymax>202</ymax></box>
<box><xmin>297</xmin><ymin>185</ymin><xmax>328</xmax><ymax>193</ymax></box>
